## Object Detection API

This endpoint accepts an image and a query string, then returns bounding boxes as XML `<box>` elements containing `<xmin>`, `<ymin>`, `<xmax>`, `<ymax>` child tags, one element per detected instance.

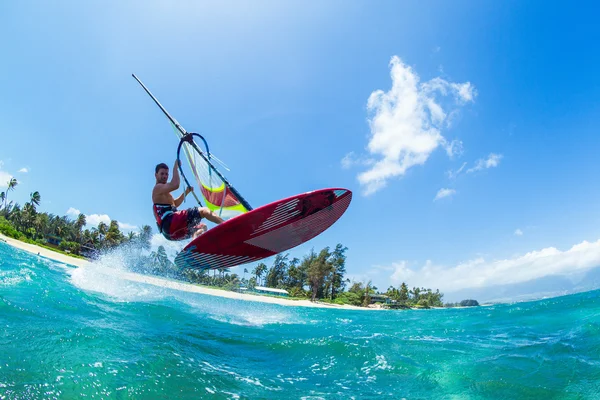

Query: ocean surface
<box><xmin>1</xmin><ymin>242</ymin><xmax>600</xmax><ymax>399</ymax></box>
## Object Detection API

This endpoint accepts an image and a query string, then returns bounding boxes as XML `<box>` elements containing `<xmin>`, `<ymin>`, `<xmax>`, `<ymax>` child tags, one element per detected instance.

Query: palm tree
<box><xmin>73</xmin><ymin>213</ymin><xmax>86</xmax><ymax>243</ymax></box>
<box><xmin>252</xmin><ymin>263</ymin><xmax>267</xmax><ymax>286</ymax></box>
<box><xmin>95</xmin><ymin>222</ymin><xmax>108</xmax><ymax>247</ymax></box>
<box><xmin>105</xmin><ymin>220</ymin><xmax>124</xmax><ymax>248</ymax></box>
<box><xmin>156</xmin><ymin>246</ymin><xmax>172</xmax><ymax>274</ymax></box>
<box><xmin>0</xmin><ymin>192</ymin><xmax>5</xmax><ymax>210</ymax></box>
<box><xmin>35</xmin><ymin>213</ymin><xmax>49</xmax><ymax>238</ymax></box>
<box><xmin>149</xmin><ymin>250</ymin><xmax>160</xmax><ymax>271</ymax></box>
<box><xmin>221</xmin><ymin>268</ymin><xmax>231</xmax><ymax>282</ymax></box>
<box><xmin>29</xmin><ymin>191</ymin><xmax>41</xmax><ymax>211</ymax></box>
<box><xmin>4</xmin><ymin>178</ymin><xmax>17</xmax><ymax>210</ymax></box>
<box><xmin>75</xmin><ymin>213</ymin><xmax>86</xmax><ymax>230</ymax></box>
<box><xmin>22</xmin><ymin>202</ymin><xmax>35</xmax><ymax>232</ymax></box>
<box><xmin>8</xmin><ymin>204</ymin><xmax>22</xmax><ymax>230</ymax></box>
<box><xmin>139</xmin><ymin>225</ymin><xmax>152</xmax><ymax>251</ymax></box>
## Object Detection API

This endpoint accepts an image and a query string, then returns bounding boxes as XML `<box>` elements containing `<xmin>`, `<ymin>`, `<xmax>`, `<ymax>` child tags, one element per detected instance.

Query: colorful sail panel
<box><xmin>171</xmin><ymin>123</ymin><xmax>249</xmax><ymax>220</ymax></box>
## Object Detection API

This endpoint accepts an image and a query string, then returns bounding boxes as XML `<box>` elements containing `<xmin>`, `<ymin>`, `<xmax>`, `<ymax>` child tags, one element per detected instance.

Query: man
<box><xmin>152</xmin><ymin>160</ymin><xmax>224</xmax><ymax>241</ymax></box>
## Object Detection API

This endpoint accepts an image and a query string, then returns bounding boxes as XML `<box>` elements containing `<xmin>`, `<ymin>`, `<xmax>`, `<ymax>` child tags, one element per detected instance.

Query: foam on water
<box><xmin>69</xmin><ymin>262</ymin><xmax>169</xmax><ymax>303</ymax></box>
<box><xmin>0</xmin><ymin>267</ymin><xmax>35</xmax><ymax>286</ymax></box>
<box><xmin>66</xmin><ymin>244</ymin><xmax>304</xmax><ymax>327</ymax></box>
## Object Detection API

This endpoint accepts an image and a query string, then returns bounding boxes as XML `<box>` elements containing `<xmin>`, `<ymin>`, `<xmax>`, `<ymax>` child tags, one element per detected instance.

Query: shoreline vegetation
<box><xmin>0</xmin><ymin>184</ymin><xmax>479</xmax><ymax>310</ymax></box>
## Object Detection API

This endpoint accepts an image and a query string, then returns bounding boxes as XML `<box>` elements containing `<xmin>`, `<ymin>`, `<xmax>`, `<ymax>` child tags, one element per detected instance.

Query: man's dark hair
<box><xmin>155</xmin><ymin>163</ymin><xmax>169</xmax><ymax>174</ymax></box>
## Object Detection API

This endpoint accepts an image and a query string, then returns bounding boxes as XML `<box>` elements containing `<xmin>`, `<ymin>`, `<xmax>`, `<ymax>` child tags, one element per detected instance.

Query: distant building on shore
<box><xmin>370</xmin><ymin>294</ymin><xmax>391</xmax><ymax>304</ymax></box>
<box><xmin>46</xmin><ymin>235</ymin><xmax>62</xmax><ymax>246</ymax></box>
<box><xmin>249</xmin><ymin>286</ymin><xmax>289</xmax><ymax>297</ymax></box>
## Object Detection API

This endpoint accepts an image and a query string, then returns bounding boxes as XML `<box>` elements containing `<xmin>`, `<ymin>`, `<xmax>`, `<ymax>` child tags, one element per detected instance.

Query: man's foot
<box><xmin>192</xmin><ymin>223</ymin><xmax>208</xmax><ymax>239</ymax></box>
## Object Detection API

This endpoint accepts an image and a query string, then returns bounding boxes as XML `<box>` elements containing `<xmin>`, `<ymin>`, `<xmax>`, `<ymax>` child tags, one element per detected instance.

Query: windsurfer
<box><xmin>152</xmin><ymin>160</ymin><xmax>224</xmax><ymax>241</ymax></box>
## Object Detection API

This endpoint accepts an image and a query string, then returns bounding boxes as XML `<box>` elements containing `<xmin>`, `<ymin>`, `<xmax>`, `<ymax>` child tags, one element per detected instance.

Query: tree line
<box><xmin>0</xmin><ymin>179</ymin><xmax>153</xmax><ymax>256</ymax></box>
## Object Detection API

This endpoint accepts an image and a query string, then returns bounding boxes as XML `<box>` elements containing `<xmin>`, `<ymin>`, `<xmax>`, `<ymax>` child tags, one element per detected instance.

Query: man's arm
<box><xmin>173</xmin><ymin>186</ymin><xmax>193</xmax><ymax>208</ymax></box>
<box><xmin>170</xmin><ymin>159</ymin><xmax>181</xmax><ymax>188</ymax></box>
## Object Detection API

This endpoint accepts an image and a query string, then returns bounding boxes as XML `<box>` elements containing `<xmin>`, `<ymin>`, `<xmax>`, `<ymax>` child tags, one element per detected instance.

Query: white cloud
<box><xmin>86</xmin><ymin>213</ymin><xmax>112</xmax><ymax>227</ymax></box>
<box><xmin>434</xmin><ymin>188</ymin><xmax>456</xmax><ymax>201</ymax></box>
<box><xmin>446</xmin><ymin>162</ymin><xmax>467</xmax><ymax>180</ymax></box>
<box><xmin>0</xmin><ymin>171</ymin><xmax>12</xmax><ymax>189</ymax></box>
<box><xmin>118</xmin><ymin>222</ymin><xmax>139</xmax><ymax>232</ymax></box>
<box><xmin>385</xmin><ymin>238</ymin><xmax>600</xmax><ymax>293</ymax></box>
<box><xmin>341</xmin><ymin>153</ymin><xmax>354</xmax><ymax>169</ymax></box>
<box><xmin>390</xmin><ymin>260</ymin><xmax>415</xmax><ymax>283</ymax></box>
<box><xmin>66</xmin><ymin>207</ymin><xmax>81</xmax><ymax>217</ymax></box>
<box><xmin>452</xmin><ymin>82</ymin><xmax>476</xmax><ymax>103</ymax></box>
<box><xmin>67</xmin><ymin>207</ymin><xmax>137</xmax><ymax>232</ymax></box>
<box><xmin>352</xmin><ymin>56</ymin><xmax>476</xmax><ymax>195</ymax></box>
<box><xmin>467</xmin><ymin>153</ymin><xmax>503</xmax><ymax>173</ymax></box>
<box><xmin>0</xmin><ymin>161</ymin><xmax>13</xmax><ymax>189</ymax></box>
<box><xmin>341</xmin><ymin>151</ymin><xmax>374</xmax><ymax>169</ymax></box>
<box><xmin>443</xmin><ymin>139</ymin><xmax>463</xmax><ymax>158</ymax></box>
<box><xmin>18</xmin><ymin>168</ymin><xmax>28</xmax><ymax>173</ymax></box>
<box><xmin>446</xmin><ymin>153</ymin><xmax>502</xmax><ymax>181</ymax></box>
<box><xmin>514</xmin><ymin>229</ymin><xmax>523</xmax><ymax>236</ymax></box>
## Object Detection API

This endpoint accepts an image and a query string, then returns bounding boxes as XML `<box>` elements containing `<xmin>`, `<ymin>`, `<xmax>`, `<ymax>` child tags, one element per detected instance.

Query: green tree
<box><xmin>139</xmin><ymin>225</ymin><xmax>153</xmax><ymax>251</ymax></box>
<box><xmin>29</xmin><ymin>191</ymin><xmax>41</xmax><ymax>211</ymax></box>
<box><xmin>349</xmin><ymin>281</ymin><xmax>364</xmax><ymax>295</ymax></box>
<box><xmin>399</xmin><ymin>282</ymin><xmax>409</xmax><ymax>304</ymax></box>
<box><xmin>74</xmin><ymin>213</ymin><xmax>86</xmax><ymax>242</ymax></box>
<box><xmin>3</xmin><ymin>178</ymin><xmax>17</xmax><ymax>210</ymax></box>
<box><xmin>150</xmin><ymin>245</ymin><xmax>172</xmax><ymax>275</ymax></box>
<box><xmin>285</xmin><ymin>257</ymin><xmax>306</xmax><ymax>290</ymax></box>
<box><xmin>410</xmin><ymin>287</ymin><xmax>421</xmax><ymax>303</ymax></box>
<box><xmin>21</xmin><ymin>202</ymin><xmax>36</xmax><ymax>236</ymax></box>
<box><xmin>327</xmin><ymin>243</ymin><xmax>348</xmax><ymax>299</ymax></box>
<box><xmin>105</xmin><ymin>220</ymin><xmax>125</xmax><ymax>247</ymax></box>
<box><xmin>94</xmin><ymin>222</ymin><xmax>109</xmax><ymax>248</ymax></box>
<box><xmin>34</xmin><ymin>213</ymin><xmax>49</xmax><ymax>239</ymax></box>
<box><xmin>252</xmin><ymin>263</ymin><xmax>267</xmax><ymax>286</ymax></box>
<box><xmin>307</xmin><ymin>247</ymin><xmax>332</xmax><ymax>301</ymax></box>
<box><xmin>265</xmin><ymin>253</ymin><xmax>288</xmax><ymax>288</ymax></box>
<box><xmin>363</xmin><ymin>280</ymin><xmax>372</xmax><ymax>307</ymax></box>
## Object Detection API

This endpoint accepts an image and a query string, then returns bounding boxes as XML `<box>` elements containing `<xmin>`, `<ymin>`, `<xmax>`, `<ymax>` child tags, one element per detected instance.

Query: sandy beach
<box><xmin>0</xmin><ymin>233</ymin><xmax>376</xmax><ymax>310</ymax></box>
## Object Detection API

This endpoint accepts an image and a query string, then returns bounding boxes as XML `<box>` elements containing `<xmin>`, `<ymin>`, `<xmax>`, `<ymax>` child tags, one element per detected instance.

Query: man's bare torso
<box><xmin>152</xmin><ymin>184</ymin><xmax>175</xmax><ymax>206</ymax></box>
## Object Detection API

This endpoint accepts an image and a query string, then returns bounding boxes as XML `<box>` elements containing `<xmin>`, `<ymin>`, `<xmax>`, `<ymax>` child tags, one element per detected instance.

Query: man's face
<box><xmin>155</xmin><ymin>168</ymin><xmax>169</xmax><ymax>184</ymax></box>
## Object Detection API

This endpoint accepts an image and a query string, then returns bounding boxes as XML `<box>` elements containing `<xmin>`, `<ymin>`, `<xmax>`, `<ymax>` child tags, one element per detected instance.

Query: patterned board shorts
<box><xmin>161</xmin><ymin>207</ymin><xmax>203</xmax><ymax>241</ymax></box>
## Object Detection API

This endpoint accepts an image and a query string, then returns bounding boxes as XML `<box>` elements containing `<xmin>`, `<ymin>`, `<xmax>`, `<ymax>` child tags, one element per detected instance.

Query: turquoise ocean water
<box><xmin>1</xmin><ymin>241</ymin><xmax>600</xmax><ymax>399</ymax></box>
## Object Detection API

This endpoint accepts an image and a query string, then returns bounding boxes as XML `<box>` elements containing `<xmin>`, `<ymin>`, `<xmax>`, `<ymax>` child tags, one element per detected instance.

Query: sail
<box><xmin>171</xmin><ymin>124</ymin><xmax>249</xmax><ymax>220</ymax></box>
<box><xmin>132</xmin><ymin>73</ymin><xmax>251</xmax><ymax>220</ymax></box>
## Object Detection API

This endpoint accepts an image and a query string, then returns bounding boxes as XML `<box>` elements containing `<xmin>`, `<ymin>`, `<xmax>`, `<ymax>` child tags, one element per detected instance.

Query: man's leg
<box><xmin>198</xmin><ymin>207</ymin><xmax>225</xmax><ymax>224</ymax></box>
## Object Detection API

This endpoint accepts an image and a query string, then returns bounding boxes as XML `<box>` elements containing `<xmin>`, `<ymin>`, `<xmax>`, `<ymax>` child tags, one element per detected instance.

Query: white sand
<box><xmin>0</xmin><ymin>233</ymin><xmax>90</xmax><ymax>268</ymax></box>
<box><xmin>0</xmin><ymin>233</ymin><xmax>376</xmax><ymax>310</ymax></box>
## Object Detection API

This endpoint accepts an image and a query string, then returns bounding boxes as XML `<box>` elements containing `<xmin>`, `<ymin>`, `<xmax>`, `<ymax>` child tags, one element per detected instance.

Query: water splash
<box><xmin>67</xmin><ymin>243</ymin><xmax>303</xmax><ymax>326</ymax></box>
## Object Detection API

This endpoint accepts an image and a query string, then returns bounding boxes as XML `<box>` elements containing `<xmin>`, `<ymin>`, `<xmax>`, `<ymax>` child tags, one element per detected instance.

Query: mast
<box><xmin>132</xmin><ymin>74</ymin><xmax>188</xmax><ymax>137</ymax></box>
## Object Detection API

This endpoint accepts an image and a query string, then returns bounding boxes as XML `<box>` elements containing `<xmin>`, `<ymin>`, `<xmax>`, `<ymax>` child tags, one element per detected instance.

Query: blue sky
<box><xmin>1</xmin><ymin>1</ymin><xmax>600</xmax><ymax>298</ymax></box>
